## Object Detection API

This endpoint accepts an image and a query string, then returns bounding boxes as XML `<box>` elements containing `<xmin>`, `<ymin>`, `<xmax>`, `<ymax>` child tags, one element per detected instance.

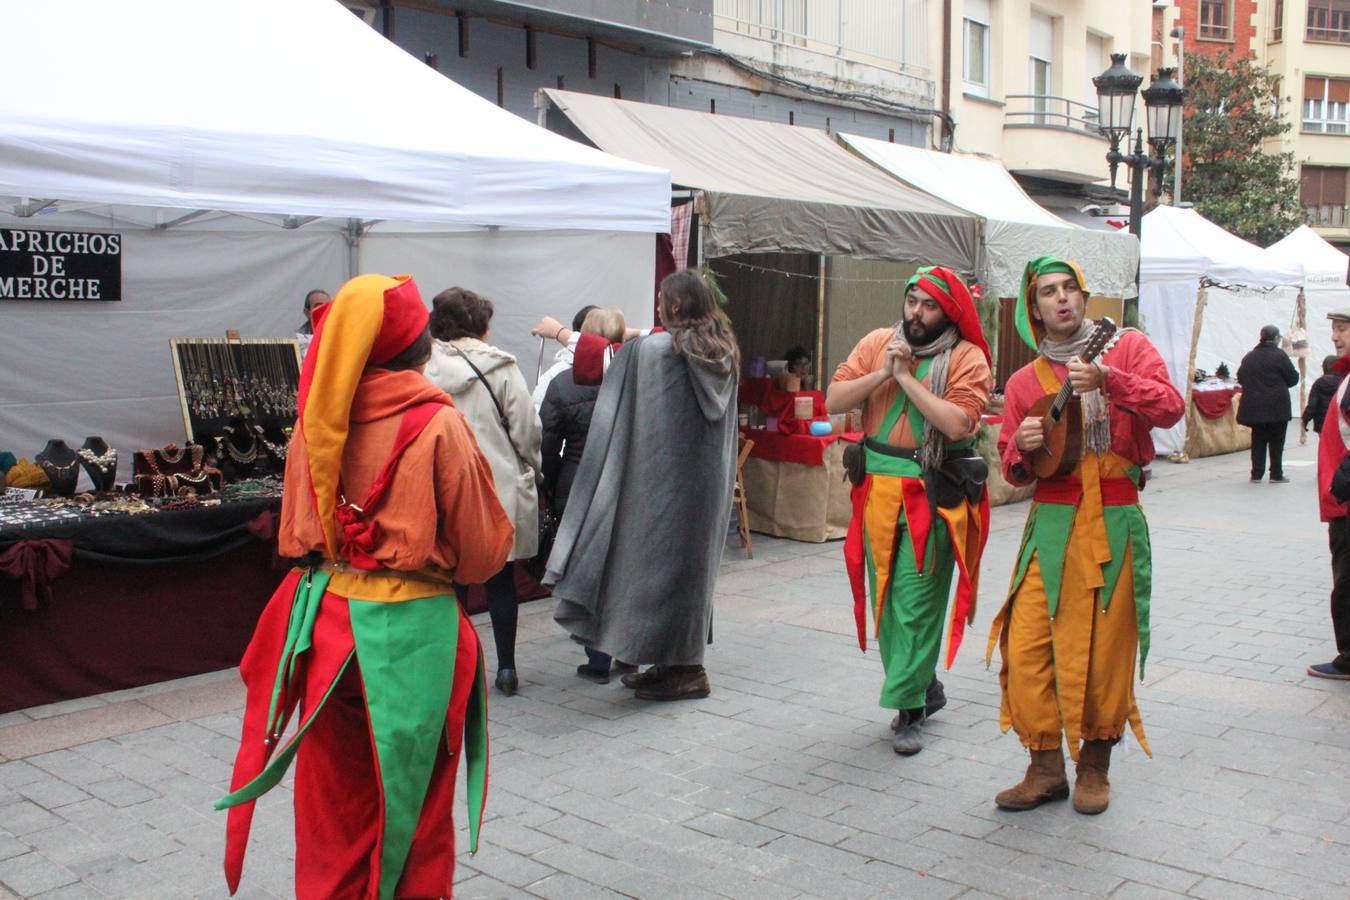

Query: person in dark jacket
<box><xmin>540</xmin><ymin>307</ymin><xmax>626</xmax><ymax>683</ymax></box>
<box><xmin>1303</xmin><ymin>355</ymin><xmax>1343</xmax><ymax>436</ymax></box>
<box><xmin>1237</xmin><ymin>324</ymin><xmax>1300</xmax><ymax>482</ymax></box>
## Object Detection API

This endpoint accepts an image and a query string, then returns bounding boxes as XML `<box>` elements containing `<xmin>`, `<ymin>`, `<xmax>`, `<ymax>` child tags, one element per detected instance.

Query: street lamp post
<box><xmin>1092</xmin><ymin>53</ymin><xmax>1186</xmax><ymax>322</ymax></box>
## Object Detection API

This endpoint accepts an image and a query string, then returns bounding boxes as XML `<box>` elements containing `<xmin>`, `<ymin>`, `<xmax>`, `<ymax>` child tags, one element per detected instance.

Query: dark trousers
<box><xmin>454</xmin><ymin>566</ymin><xmax>518</xmax><ymax>671</ymax></box>
<box><xmin>1249</xmin><ymin>421</ymin><xmax>1288</xmax><ymax>480</ymax></box>
<box><xmin>1329</xmin><ymin>518</ymin><xmax>1350</xmax><ymax>669</ymax></box>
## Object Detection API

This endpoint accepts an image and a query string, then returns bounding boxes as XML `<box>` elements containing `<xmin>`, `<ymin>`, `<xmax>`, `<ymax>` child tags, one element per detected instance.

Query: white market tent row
<box><xmin>0</xmin><ymin>0</ymin><xmax>671</xmax><ymax>477</ymax></box>
<box><xmin>1268</xmin><ymin>225</ymin><xmax>1350</xmax><ymax>370</ymax></box>
<box><xmin>1137</xmin><ymin>206</ymin><xmax>1305</xmax><ymax>456</ymax></box>
<box><xmin>539</xmin><ymin>89</ymin><xmax>983</xmax><ymax>270</ymax></box>
<box><xmin>838</xmin><ymin>133</ymin><xmax>1139</xmax><ymax>300</ymax></box>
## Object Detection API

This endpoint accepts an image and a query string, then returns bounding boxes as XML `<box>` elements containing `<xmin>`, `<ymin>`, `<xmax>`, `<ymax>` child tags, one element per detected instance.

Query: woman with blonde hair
<box><xmin>547</xmin><ymin>270</ymin><xmax>739</xmax><ymax>701</ymax></box>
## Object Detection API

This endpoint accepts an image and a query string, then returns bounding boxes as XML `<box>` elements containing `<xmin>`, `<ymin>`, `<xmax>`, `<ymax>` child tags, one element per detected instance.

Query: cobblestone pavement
<box><xmin>2</xmin><ymin>439</ymin><xmax>1348</xmax><ymax>899</ymax></box>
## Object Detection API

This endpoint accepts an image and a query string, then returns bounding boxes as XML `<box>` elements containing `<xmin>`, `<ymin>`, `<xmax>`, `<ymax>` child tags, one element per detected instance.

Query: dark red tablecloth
<box><xmin>1193</xmin><ymin>387</ymin><xmax>1239</xmax><ymax>420</ymax></box>
<box><xmin>742</xmin><ymin>428</ymin><xmax>863</xmax><ymax>466</ymax></box>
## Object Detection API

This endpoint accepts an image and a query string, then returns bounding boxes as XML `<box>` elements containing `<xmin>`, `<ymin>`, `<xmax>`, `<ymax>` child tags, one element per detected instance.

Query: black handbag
<box><xmin>842</xmin><ymin>440</ymin><xmax>865</xmax><ymax>486</ymax></box>
<box><xmin>926</xmin><ymin>453</ymin><xmax>989</xmax><ymax>509</ymax></box>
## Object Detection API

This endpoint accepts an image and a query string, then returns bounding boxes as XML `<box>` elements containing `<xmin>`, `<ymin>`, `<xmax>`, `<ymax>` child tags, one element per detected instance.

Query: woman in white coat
<box><xmin>426</xmin><ymin>287</ymin><xmax>542</xmax><ymax>695</ymax></box>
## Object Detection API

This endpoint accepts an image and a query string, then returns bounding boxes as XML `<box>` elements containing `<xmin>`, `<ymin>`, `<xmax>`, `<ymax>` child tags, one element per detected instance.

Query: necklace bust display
<box><xmin>34</xmin><ymin>439</ymin><xmax>81</xmax><ymax>498</ymax></box>
<box><xmin>77</xmin><ymin>436</ymin><xmax>118</xmax><ymax>492</ymax></box>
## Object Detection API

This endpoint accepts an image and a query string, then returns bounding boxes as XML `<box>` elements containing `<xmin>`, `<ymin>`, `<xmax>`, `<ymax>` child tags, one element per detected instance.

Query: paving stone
<box><xmin>0</xmin><ymin>852</ymin><xmax>78</xmax><ymax>898</ymax></box>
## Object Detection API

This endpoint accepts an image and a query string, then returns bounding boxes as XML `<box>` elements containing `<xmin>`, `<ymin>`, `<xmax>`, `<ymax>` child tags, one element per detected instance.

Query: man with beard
<box><xmin>987</xmin><ymin>257</ymin><xmax>1182</xmax><ymax>815</ymax></box>
<box><xmin>828</xmin><ymin>266</ymin><xmax>992</xmax><ymax>755</ymax></box>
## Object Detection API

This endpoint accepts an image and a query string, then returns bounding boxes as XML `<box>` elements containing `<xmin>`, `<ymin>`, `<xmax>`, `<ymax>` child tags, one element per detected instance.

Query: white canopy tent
<box><xmin>1268</xmin><ymin>225</ymin><xmax>1350</xmax><ymax>370</ymax></box>
<box><xmin>0</xmin><ymin>0</ymin><xmax>670</xmax><ymax>476</ymax></box>
<box><xmin>839</xmin><ymin>133</ymin><xmax>1139</xmax><ymax>300</ymax></box>
<box><xmin>1137</xmin><ymin>206</ymin><xmax>1305</xmax><ymax>456</ymax></box>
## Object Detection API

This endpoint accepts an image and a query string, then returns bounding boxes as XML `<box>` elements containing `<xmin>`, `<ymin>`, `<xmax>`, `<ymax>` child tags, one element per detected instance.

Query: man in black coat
<box><xmin>1237</xmin><ymin>324</ymin><xmax>1301</xmax><ymax>483</ymax></box>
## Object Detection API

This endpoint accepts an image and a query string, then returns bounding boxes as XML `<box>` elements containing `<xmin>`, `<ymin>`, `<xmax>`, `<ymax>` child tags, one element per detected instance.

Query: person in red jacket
<box><xmin>1310</xmin><ymin>306</ymin><xmax>1350</xmax><ymax>680</ymax></box>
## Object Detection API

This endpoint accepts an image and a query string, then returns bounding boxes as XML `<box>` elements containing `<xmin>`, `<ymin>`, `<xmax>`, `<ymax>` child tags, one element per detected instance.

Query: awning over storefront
<box><xmin>840</xmin><ymin>133</ymin><xmax>1138</xmax><ymax>299</ymax></box>
<box><xmin>540</xmin><ymin>89</ymin><xmax>981</xmax><ymax>271</ymax></box>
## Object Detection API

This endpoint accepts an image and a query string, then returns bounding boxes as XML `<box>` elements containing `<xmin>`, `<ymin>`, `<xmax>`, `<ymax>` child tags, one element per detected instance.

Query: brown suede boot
<box><xmin>994</xmin><ymin>748</ymin><xmax>1070</xmax><ymax>810</ymax></box>
<box><xmin>1072</xmin><ymin>739</ymin><xmax>1112</xmax><ymax>815</ymax></box>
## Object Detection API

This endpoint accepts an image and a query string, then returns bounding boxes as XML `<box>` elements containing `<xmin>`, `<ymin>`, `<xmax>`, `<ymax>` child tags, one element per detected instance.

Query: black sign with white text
<box><xmin>0</xmin><ymin>229</ymin><xmax>122</xmax><ymax>301</ymax></box>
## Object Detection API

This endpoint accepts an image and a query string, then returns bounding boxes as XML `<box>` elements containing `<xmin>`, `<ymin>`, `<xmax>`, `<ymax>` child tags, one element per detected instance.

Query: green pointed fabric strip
<box><xmin>264</xmin><ymin>569</ymin><xmax>331</xmax><ymax>745</ymax></box>
<box><xmin>348</xmin><ymin>595</ymin><xmax>460</xmax><ymax>900</ymax></box>
<box><xmin>214</xmin><ymin>649</ymin><xmax>355</xmax><ymax>810</ymax></box>
<box><xmin>1028</xmin><ymin>503</ymin><xmax>1076</xmax><ymax>619</ymax></box>
<box><xmin>463</xmin><ymin>643</ymin><xmax>489</xmax><ymax>856</ymax></box>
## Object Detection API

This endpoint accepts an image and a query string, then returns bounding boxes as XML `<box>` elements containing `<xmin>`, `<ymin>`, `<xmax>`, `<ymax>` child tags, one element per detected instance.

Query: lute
<box><xmin>1025</xmin><ymin>317</ymin><xmax>1119</xmax><ymax>479</ymax></box>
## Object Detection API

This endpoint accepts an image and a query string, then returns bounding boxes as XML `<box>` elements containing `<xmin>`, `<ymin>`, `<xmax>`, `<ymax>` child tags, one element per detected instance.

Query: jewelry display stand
<box><xmin>170</xmin><ymin>338</ymin><xmax>300</xmax><ymax>479</ymax></box>
<box><xmin>77</xmin><ymin>436</ymin><xmax>118</xmax><ymax>492</ymax></box>
<box><xmin>34</xmin><ymin>440</ymin><xmax>81</xmax><ymax>498</ymax></box>
<box><xmin>133</xmin><ymin>443</ymin><xmax>224</xmax><ymax>498</ymax></box>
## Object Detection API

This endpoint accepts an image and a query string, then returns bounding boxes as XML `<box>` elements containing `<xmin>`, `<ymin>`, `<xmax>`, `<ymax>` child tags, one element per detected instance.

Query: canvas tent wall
<box><xmin>0</xmin><ymin>0</ymin><xmax>669</xmax><ymax>477</ymax></box>
<box><xmin>1268</xmin><ymin>225</ymin><xmax>1350</xmax><ymax>374</ymax></box>
<box><xmin>838</xmin><ymin>133</ymin><xmax>1138</xmax><ymax>301</ymax></box>
<box><xmin>1137</xmin><ymin>207</ymin><xmax>1305</xmax><ymax>456</ymax></box>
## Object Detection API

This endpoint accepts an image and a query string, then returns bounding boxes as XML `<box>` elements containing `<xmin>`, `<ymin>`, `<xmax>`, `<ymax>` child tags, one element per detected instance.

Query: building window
<box><xmin>963</xmin><ymin>0</ymin><xmax>991</xmax><ymax>96</ymax></box>
<box><xmin>1302</xmin><ymin>166</ymin><xmax>1348</xmax><ymax>226</ymax></box>
<box><xmin>1200</xmin><ymin>0</ymin><xmax>1231</xmax><ymax>40</ymax></box>
<box><xmin>1304</xmin><ymin>76</ymin><xmax>1350</xmax><ymax>133</ymax></box>
<box><xmin>1272</xmin><ymin>0</ymin><xmax>1284</xmax><ymax>40</ymax></box>
<box><xmin>1307</xmin><ymin>0</ymin><xmax>1350</xmax><ymax>42</ymax></box>
<box><xmin>1029</xmin><ymin>10</ymin><xmax>1053</xmax><ymax>124</ymax></box>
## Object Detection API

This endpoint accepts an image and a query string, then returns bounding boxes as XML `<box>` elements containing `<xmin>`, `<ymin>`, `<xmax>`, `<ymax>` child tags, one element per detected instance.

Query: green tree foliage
<box><xmin>1165</xmin><ymin>50</ymin><xmax>1301</xmax><ymax>246</ymax></box>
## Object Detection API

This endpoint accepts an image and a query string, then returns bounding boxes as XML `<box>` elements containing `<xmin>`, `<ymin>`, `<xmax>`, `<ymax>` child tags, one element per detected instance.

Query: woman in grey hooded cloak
<box><xmin>545</xmin><ymin>269</ymin><xmax>739</xmax><ymax>701</ymax></box>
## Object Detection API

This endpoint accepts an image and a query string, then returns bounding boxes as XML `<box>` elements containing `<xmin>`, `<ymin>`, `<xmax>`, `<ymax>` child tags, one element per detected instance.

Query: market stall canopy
<box><xmin>1138</xmin><ymin>206</ymin><xmax>1305</xmax><ymax>457</ymax></box>
<box><xmin>0</xmin><ymin>0</ymin><xmax>670</xmax><ymax>233</ymax></box>
<box><xmin>1140</xmin><ymin>206</ymin><xmax>1304</xmax><ymax>288</ymax></box>
<box><xmin>540</xmin><ymin>89</ymin><xmax>981</xmax><ymax>270</ymax></box>
<box><xmin>1268</xmin><ymin>225</ymin><xmax>1350</xmax><ymax>290</ymax></box>
<box><xmin>839</xmin><ymin>133</ymin><xmax>1138</xmax><ymax>299</ymax></box>
<box><xmin>1268</xmin><ymin>225</ymin><xmax>1350</xmax><ymax>367</ymax></box>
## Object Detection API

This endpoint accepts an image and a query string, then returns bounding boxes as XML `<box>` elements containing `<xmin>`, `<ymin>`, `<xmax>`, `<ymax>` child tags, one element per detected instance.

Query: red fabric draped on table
<box><xmin>0</xmin><ymin>539</ymin><xmax>74</xmax><ymax>610</ymax></box>
<box><xmin>743</xmin><ymin>428</ymin><xmax>863</xmax><ymax>466</ymax></box>
<box><xmin>1192</xmin><ymin>387</ymin><xmax>1240</xmax><ymax>420</ymax></box>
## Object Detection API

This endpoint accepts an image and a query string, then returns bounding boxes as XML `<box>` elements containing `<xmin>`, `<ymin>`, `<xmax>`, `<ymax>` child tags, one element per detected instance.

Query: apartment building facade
<box><xmin>940</xmin><ymin>0</ymin><xmax>1154</xmax><ymax>220</ymax></box>
<box><xmin>1159</xmin><ymin>0</ymin><xmax>1350</xmax><ymax>249</ymax></box>
<box><xmin>345</xmin><ymin>0</ymin><xmax>938</xmax><ymax>147</ymax></box>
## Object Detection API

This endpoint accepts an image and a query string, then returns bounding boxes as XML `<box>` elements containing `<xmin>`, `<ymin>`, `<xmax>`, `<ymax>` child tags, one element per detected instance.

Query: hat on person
<box><xmin>904</xmin><ymin>266</ymin><xmax>992</xmax><ymax>366</ymax></box>
<box><xmin>297</xmin><ymin>273</ymin><xmax>430</xmax><ymax>557</ymax></box>
<box><xmin>1015</xmin><ymin>256</ymin><xmax>1090</xmax><ymax>351</ymax></box>
<box><xmin>1329</xmin><ymin>307</ymin><xmax>1350</xmax><ymax>322</ymax></box>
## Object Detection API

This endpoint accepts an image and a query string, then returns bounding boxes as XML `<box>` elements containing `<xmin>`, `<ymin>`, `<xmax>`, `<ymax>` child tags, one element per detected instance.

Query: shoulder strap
<box><xmin>1033</xmin><ymin>357</ymin><xmax>1061</xmax><ymax>396</ymax></box>
<box><xmin>872</xmin><ymin>357</ymin><xmax>933</xmax><ymax>445</ymax></box>
<box><xmin>352</xmin><ymin>402</ymin><xmax>444</xmax><ymax>514</ymax></box>
<box><xmin>451</xmin><ymin>344</ymin><xmax>528</xmax><ymax>467</ymax></box>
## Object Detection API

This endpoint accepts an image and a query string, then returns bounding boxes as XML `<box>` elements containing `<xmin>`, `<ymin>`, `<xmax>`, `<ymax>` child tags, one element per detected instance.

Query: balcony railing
<box><xmin>714</xmin><ymin>0</ymin><xmax>929</xmax><ymax>73</ymax></box>
<box><xmin>1005</xmin><ymin>94</ymin><xmax>1107</xmax><ymax>134</ymax></box>
<box><xmin>1306</xmin><ymin>204</ymin><xmax>1348</xmax><ymax>227</ymax></box>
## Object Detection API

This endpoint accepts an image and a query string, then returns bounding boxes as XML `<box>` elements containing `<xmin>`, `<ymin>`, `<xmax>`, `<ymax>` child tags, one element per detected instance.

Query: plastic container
<box><xmin>793</xmin><ymin>395</ymin><xmax>814</xmax><ymax>420</ymax></box>
<box><xmin>808</xmin><ymin>420</ymin><xmax>832</xmax><ymax>437</ymax></box>
<box><xmin>829</xmin><ymin>413</ymin><xmax>847</xmax><ymax>434</ymax></box>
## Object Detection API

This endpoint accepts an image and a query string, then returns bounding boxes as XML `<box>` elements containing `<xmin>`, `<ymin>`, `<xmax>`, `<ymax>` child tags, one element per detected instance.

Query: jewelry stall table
<box><xmin>740</xmin><ymin>428</ymin><xmax>861</xmax><ymax>543</ymax></box>
<box><xmin>0</xmin><ymin>495</ymin><xmax>285</xmax><ymax>713</ymax></box>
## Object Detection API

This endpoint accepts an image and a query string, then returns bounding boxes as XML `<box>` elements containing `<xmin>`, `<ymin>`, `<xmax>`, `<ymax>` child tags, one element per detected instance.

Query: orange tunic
<box><xmin>279</xmin><ymin>369</ymin><xmax>513</xmax><ymax>602</ymax></box>
<box><xmin>831</xmin><ymin>328</ymin><xmax>992</xmax><ymax>446</ymax></box>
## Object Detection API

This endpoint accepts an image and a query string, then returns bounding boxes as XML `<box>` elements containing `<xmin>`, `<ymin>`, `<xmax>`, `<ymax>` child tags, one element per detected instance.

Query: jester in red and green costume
<box><xmin>216</xmin><ymin>274</ymin><xmax>513</xmax><ymax>898</ymax></box>
<box><xmin>987</xmin><ymin>257</ymin><xmax>1182</xmax><ymax>816</ymax></box>
<box><xmin>829</xmin><ymin>266</ymin><xmax>992</xmax><ymax>755</ymax></box>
